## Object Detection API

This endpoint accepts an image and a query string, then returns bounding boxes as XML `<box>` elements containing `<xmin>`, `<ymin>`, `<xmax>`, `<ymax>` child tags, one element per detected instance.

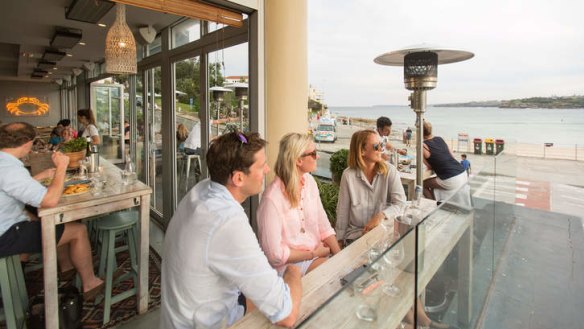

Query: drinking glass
<box><xmin>78</xmin><ymin>160</ymin><xmax>88</xmax><ymax>179</ymax></box>
<box><xmin>382</xmin><ymin>232</ymin><xmax>405</xmax><ymax>297</ymax></box>
<box><xmin>91</xmin><ymin>177</ymin><xmax>104</xmax><ymax>196</ymax></box>
<box><xmin>367</xmin><ymin>238</ymin><xmax>385</xmax><ymax>271</ymax></box>
<box><xmin>193</xmin><ymin>302</ymin><xmax>229</xmax><ymax>329</ymax></box>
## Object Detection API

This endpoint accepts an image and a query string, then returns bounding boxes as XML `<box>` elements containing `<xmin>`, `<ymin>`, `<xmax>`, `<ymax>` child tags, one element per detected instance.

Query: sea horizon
<box><xmin>328</xmin><ymin>106</ymin><xmax>584</xmax><ymax>145</ymax></box>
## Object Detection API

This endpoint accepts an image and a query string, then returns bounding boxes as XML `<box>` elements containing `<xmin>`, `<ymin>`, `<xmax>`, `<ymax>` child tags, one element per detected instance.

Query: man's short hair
<box><xmin>0</xmin><ymin>122</ymin><xmax>37</xmax><ymax>149</ymax></box>
<box><xmin>376</xmin><ymin>116</ymin><xmax>392</xmax><ymax>129</ymax></box>
<box><xmin>207</xmin><ymin>132</ymin><xmax>267</xmax><ymax>186</ymax></box>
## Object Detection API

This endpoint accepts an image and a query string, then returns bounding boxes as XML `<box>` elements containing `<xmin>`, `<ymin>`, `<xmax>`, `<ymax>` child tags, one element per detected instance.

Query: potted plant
<box><xmin>60</xmin><ymin>137</ymin><xmax>88</xmax><ymax>169</ymax></box>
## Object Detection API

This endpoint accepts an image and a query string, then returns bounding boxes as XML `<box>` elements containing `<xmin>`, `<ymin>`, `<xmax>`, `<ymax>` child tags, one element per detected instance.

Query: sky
<box><xmin>308</xmin><ymin>0</ymin><xmax>584</xmax><ymax>106</ymax></box>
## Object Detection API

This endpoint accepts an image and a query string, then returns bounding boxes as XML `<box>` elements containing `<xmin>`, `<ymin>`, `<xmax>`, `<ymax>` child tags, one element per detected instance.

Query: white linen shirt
<box><xmin>160</xmin><ymin>179</ymin><xmax>292</xmax><ymax>329</ymax></box>
<box><xmin>81</xmin><ymin>124</ymin><xmax>99</xmax><ymax>139</ymax></box>
<box><xmin>335</xmin><ymin>165</ymin><xmax>407</xmax><ymax>241</ymax></box>
<box><xmin>183</xmin><ymin>122</ymin><xmax>201</xmax><ymax>150</ymax></box>
<box><xmin>0</xmin><ymin>151</ymin><xmax>47</xmax><ymax>235</ymax></box>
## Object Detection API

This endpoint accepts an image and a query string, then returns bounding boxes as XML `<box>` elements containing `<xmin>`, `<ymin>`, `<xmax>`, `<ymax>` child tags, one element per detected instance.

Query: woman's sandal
<box><xmin>83</xmin><ymin>281</ymin><xmax>105</xmax><ymax>302</ymax></box>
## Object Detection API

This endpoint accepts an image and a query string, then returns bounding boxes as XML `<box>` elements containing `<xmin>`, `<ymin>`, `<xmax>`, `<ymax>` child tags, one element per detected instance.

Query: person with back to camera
<box><xmin>0</xmin><ymin>122</ymin><xmax>104</xmax><ymax>301</ymax></box>
<box><xmin>176</xmin><ymin>123</ymin><xmax>189</xmax><ymax>152</ymax></box>
<box><xmin>335</xmin><ymin>129</ymin><xmax>406</xmax><ymax>246</ymax></box>
<box><xmin>460</xmin><ymin>153</ymin><xmax>471</xmax><ymax>176</ymax></box>
<box><xmin>160</xmin><ymin>131</ymin><xmax>302</xmax><ymax>329</ymax></box>
<box><xmin>422</xmin><ymin>120</ymin><xmax>471</xmax><ymax>206</ymax></box>
<box><xmin>77</xmin><ymin>109</ymin><xmax>100</xmax><ymax>145</ymax></box>
<box><xmin>257</xmin><ymin>133</ymin><xmax>341</xmax><ymax>276</ymax></box>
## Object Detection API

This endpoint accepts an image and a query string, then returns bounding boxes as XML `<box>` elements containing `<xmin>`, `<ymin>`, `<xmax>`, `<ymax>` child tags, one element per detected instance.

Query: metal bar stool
<box><xmin>0</xmin><ymin>254</ymin><xmax>28</xmax><ymax>329</ymax></box>
<box><xmin>95</xmin><ymin>211</ymin><xmax>139</xmax><ymax>325</ymax></box>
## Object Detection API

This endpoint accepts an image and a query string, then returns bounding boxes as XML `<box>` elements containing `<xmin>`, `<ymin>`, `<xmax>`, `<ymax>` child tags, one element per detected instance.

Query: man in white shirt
<box><xmin>375</xmin><ymin>116</ymin><xmax>406</xmax><ymax>161</ymax></box>
<box><xmin>161</xmin><ymin>131</ymin><xmax>302</xmax><ymax>329</ymax></box>
<box><xmin>183</xmin><ymin>121</ymin><xmax>201</xmax><ymax>155</ymax></box>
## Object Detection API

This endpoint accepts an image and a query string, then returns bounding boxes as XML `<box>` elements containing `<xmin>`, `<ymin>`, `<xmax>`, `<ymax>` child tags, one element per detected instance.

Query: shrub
<box><xmin>329</xmin><ymin>148</ymin><xmax>348</xmax><ymax>185</ymax></box>
<box><xmin>315</xmin><ymin>177</ymin><xmax>339</xmax><ymax>227</ymax></box>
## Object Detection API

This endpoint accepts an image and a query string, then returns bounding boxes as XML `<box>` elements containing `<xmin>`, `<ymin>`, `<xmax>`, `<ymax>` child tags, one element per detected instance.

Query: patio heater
<box><xmin>210</xmin><ymin>86</ymin><xmax>232</xmax><ymax>134</ymax></box>
<box><xmin>374</xmin><ymin>44</ymin><xmax>474</xmax><ymax>187</ymax></box>
<box><xmin>226</xmin><ymin>82</ymin><xmax>248</xmax><ymax>131</ymax></box>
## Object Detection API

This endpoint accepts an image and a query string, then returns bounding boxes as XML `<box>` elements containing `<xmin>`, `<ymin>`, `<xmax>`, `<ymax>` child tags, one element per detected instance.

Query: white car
<box><xmin>314</xmin><ymin>124</ymin><xmax>337</xmax><ymax>143</ymax></box>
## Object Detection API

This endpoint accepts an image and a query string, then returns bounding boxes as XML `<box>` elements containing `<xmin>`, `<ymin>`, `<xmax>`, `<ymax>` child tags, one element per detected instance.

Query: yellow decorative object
<box><xmin>105</xmin><ymin>4</ymin><xmax>137</xmax><ymax>74</ymax></box>
<box><xmin>6</xmin><ymin>97</ymin><xmax>50</xmax><ymax>116</ymax></box>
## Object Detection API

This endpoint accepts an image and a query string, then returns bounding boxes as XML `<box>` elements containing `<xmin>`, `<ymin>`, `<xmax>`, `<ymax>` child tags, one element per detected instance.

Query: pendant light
<box><xmin>105</xmin><ymin>4</ymin><xmax>137</xmax><ymax>74</ymax></box>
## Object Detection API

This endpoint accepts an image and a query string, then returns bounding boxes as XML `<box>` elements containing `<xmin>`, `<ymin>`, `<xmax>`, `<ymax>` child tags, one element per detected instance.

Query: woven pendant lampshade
<box><xmin>105</xmin><ymin>4</ymin><xmax>137</xmax><ymax>74</ymax></box>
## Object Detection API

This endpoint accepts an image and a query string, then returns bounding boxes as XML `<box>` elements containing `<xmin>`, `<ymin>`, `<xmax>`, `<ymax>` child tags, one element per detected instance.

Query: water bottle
<box><xmin>395</xmin><ymin>185</ymin><xmax>425</xmax><ymax>273</ymax></box>
<box><xmin>88</xmin><ymin>144</ymin><xmax>99</xmax><ymax>173</ymax></box>
<box><xmin>122</xmin><ymin>155</ymin><xmax>136</xmax><ymax>185</ymax></box>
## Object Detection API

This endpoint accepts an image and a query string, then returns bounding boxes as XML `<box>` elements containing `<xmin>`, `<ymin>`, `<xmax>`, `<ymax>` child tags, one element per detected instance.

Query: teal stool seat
<box><xmin>0</xmin><ymin>255</ymin><xmax>28</xmax><ymax>329</ymax></box>
<box><xmin>95</xmin><ymin>211</ymin><xmax>139</xmax><ymax>325</ymax></box>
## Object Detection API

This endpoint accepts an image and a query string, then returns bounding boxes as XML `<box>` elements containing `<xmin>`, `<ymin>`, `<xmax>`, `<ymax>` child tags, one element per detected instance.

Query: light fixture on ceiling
<box><xmin>38</xmin><ymin>61</ymin><xmax>57</xmax><ymax>70</ymax></box>
<box><xmin>72</xmin><ymin>68</ymin><xmax>83</xmax><ymax>76</ymax></box>
<box><xmin>54</xmin><ymin>79</ymin><xmax>63</xmax><ymax>85</ymax></box>
<box><xmin>50</xmin><ymin>27</ymin><xmax>82</xmax><ymax>49</ymax></box>
<box><xmin>138</xmin><ymin>25</ymin><xmax>156</xmax><ymax>44</ymax></box>
<box><xmin>43</xmin><ymin>49</ymin><xmax>67</xmax><ymax>62</ymax></box>
<box><xmin>82</xmin><ymin>62</ymin><xmax>95</xmax><ymax>71</ymax></box>
<box><xmin>65</xmin><ymin>0</ymin><xmax>115</xmax><ymax>24</ymax></box>
<box><xmin>105</xmin><ymin>4</ymin><xmax>137</xmax><ymax>75</ymax></box>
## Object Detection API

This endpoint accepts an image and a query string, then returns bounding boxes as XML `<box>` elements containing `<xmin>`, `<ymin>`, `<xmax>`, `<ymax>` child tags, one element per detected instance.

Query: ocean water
<box><xmin>329</xmin><ymin>106</ymin><xmax>584</xmax><ymax>145</ymax></box>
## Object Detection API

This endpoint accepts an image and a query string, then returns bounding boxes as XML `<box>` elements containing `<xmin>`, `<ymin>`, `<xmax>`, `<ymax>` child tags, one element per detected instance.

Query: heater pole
<box><xmin>412</xmin><ymin>90</ymin><xmax>427</xmax><ymax>187</ymax></box>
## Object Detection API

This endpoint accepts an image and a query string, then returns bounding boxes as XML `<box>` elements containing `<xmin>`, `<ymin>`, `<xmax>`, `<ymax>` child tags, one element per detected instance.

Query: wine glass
<box><xmin>193</xmin><ymin>301</ymin><xmax>229</xmax><ymax>329</ymax></box>
<box><xmin>367</xmin><ymin>238</ymin><xmax>385</xmax><ymax>271</ymax></box>
<box><xmin>382</xmin><ymin>232</ymin><xmax>405</xmax><ymax>297</ymax></box>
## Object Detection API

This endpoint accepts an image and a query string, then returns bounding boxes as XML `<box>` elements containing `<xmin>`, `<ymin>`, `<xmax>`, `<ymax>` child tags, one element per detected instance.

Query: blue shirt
<box><xmin>0</xmin><ymin>151</ymin><xmax>47</xmax><ymax>236</ymax></box>
<box><xmin>461</xmin><ymin>159</ymin><xmax>471</xmax><ymax>171</ymax></box>
<box><xmin>160</xmin><ymin>179</ymin><xmax>292</xmax><ymax>329</ymax></box>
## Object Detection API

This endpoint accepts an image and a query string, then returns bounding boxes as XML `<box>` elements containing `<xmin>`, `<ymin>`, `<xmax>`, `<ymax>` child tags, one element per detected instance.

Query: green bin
<box><xmin>485</xmin><ymin>138</ymin><xmax>494</xmax><ymax>155</ymax></box>
<box><xmin>495</xmin><ymin>139</ymin><xmax>505</xmax><ymax>155</ymax></box>
<box><xmin>473</xmin><ymin>138</ymin><xmax>482</xmax><ymax>155</ymax></box>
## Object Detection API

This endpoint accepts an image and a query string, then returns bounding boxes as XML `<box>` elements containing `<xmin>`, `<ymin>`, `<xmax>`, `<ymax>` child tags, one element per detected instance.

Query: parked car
<box><xmin>314</xmin><ymin>123</ymin><xmax>337</xmax><ymax>143</ymax></box>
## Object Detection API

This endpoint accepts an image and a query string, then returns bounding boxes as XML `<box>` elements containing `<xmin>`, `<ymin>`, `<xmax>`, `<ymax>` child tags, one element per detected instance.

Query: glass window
<box><xmin>148</xmin><ymin>36</ymin><xmax>162</xmax><ymax>56</ymax></box>
<box><xmin>208</xmin><ymin>42</ymin><xmax>249</xmax><ymax>139</ymax></box>
<box><xmin>174</xmin><ymin>56</ymin><xmax>202</xmax><ymax>202</ymax></box>
<box><xmin>172</xmin><ymin>19</ymin><xmax>201</xmax><ymax>48</ymax></box>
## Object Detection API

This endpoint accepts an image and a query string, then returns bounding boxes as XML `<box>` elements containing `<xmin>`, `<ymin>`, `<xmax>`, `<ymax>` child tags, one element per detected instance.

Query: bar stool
<box><xmin>95</xmin><ymin>211</ymin><xmax>139</xmax><ymax>325</ymax></box>
<box><xmin>0</xmin><ymin>255</ymin><xmax>28</xmax><ymax>329</ymax></box>
<box><xmin>184</xmin><ymin>154</ymin><xmax>201</xmax><ymax>187</ymax></box>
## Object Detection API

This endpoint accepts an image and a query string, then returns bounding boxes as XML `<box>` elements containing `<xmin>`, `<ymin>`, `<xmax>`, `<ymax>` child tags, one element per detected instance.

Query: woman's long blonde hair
<box><xmin>348</xmin><ymin>130</ymin><xmax>388</xmax><ymax>176</ymax></box>
<box><xmin>274</xmin><ymin>133</ymin><xmax>313</xmax><ymax>208</ymax></box>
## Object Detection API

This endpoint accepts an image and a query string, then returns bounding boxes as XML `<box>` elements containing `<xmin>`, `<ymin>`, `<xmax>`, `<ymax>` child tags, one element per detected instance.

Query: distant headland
<box><xmin>433</xmin><ymin>95</ymin><xmax>584</xmax><ymax>109</ymax></box>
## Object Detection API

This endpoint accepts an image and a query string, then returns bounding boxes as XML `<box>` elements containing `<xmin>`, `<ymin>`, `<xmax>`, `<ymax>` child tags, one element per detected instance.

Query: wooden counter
<box><xmin>39</xmin><ymin>158</ymin><xmax>152</xmax><ymax>329</ymax></box>
<box><xmin>232</xmin><ymin>199</ymin><xmax>473</xmax><ymax>328</ymax></box>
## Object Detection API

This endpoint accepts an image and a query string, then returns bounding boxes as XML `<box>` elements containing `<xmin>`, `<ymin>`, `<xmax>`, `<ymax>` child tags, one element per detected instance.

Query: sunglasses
<box><xmin>372</xmin><ymin>143</ymin><xmax>382</xmax><ymax>151</ymax></box>
<box><xmin>301</xmin><ymin>150</ymin><xmax>318</xmax><ymax>159</ymax></box>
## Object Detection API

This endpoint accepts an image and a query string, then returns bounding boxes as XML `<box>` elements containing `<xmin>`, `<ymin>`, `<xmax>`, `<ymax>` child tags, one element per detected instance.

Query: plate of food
<box><xmin>63</xmin><ymin>183</ymin><xmax>91</xmax><ymax>196</ymax></box>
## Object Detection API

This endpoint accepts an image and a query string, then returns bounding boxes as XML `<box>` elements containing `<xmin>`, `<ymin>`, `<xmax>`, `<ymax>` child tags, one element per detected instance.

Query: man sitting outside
<box><xmin>161</xmin><ymin>131</ymin><xmax>302</xmax><ymax>329</ymax></box>
<box><xmin>0</xmin><ymin>122</ymin><xmax>103</xmax><ymax>300</ymax></box>
<box><xmin>375</xmin><ymin>116</ymin><xmax>407</xmax><ymax>161</ymax></box>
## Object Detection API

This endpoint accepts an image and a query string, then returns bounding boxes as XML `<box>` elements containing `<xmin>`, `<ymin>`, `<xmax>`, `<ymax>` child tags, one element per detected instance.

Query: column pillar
<box><xmin>264</xmin><ymin>0</ymin><xmax>308</xmax><ymax>174</ymax></box>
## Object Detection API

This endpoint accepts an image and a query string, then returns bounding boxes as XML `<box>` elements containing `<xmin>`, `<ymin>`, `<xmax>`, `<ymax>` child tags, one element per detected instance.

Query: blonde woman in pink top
<box><xmin>258</xmin><ymin>133</ymin><xmax>341</xmax><ymax>275</ymax></box>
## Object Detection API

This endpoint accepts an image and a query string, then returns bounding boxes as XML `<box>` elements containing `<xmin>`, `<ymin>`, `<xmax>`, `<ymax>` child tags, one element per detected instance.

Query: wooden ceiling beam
<box><xmin>111</xmin><ymin>0</ymin><xmax>243</xmax><ymax>28</ymax></box>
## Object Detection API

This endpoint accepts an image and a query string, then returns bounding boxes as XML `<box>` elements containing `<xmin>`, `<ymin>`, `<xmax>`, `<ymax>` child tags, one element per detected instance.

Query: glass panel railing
<box><xmin>296</xmin><ymin>150</ymin><xmax>518</xmax><ymax>329</ymax></box>
<box><xmin>297</xmin><ymin>222</ymin><xmax>416</xmax><ymax>328</ymax></box>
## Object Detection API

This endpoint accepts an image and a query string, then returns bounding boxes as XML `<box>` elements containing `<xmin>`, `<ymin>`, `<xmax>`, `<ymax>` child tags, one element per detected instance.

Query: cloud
<box><xmin>308</xmin><ymin>0</ymin><xmax>584</xmax><ymax>106</ymax></box>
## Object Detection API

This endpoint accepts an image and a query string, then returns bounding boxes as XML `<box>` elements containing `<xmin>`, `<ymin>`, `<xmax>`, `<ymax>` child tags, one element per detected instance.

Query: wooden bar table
<box><xmin>38</xmin><ymin>158</ymin><xmax>152</xmax><ymax>329</ymax></box>
<box><xmin>231</xmin><ymin>199</ymin><xmax>473</xmax><ymax>329</ymax></box>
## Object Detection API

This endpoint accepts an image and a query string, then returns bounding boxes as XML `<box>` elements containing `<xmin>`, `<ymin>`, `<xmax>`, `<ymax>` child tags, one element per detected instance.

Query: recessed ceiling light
<box><xmin>79</xmin><ymin>42</ymin><xmax>86</xmax><ymax>46</ymax></box>
<box><xmin>53</xmin><ymin>67</ymin><xmax>58</xmax><ymax>70</ymax></box>
<box><xmin>66</xmin><ymin>53</ymin><xmax>73</xmax><ymax>57</ymax></box>
<box><xmin>98</xmin><ymin>23</ymin><xmax>107</xmax><ymax>27</ymax></box>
